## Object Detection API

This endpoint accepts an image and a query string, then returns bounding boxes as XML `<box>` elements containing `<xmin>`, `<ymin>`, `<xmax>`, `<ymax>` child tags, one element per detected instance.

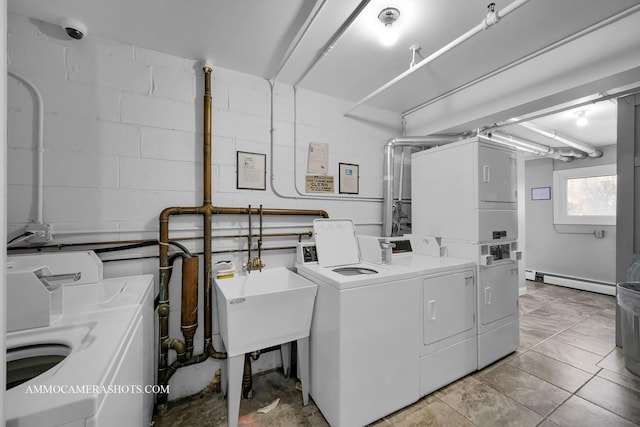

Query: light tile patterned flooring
<box><xmin>154</xmin><ymin>281</ymin><xmax>640</xmax><ymax>426</ymax></box>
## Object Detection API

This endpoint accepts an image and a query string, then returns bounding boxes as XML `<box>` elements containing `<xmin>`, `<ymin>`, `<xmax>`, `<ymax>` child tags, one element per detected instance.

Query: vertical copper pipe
<box><xmin>242</xmin><ymin>353</ymin><xmax>253</xmax><ymax>398</ymax></box>
<box><xmin>258</xmin><ymin>205</ymin><xmax>263</xmax><ymax>271</ymax></box>
<box><xmin>202</xmin><ymin>65</ymin><xmax>215</xmax><ymax>351</ymax></box>
<box><xmin>181</xmin><ymin>256</ymin><xmax>199</xmax><ymax>359</ymax></box>
<box><xmin>247</xmin><ymin>205</ymin><xmax>252</xmax><ymax>263</ymax></box>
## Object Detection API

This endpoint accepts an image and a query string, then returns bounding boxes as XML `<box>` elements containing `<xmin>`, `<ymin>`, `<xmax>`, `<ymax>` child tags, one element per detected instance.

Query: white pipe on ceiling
<box><xmin>344</xmin><ymin>0</ymin><xmax>532</xmax><ymax>115</ymax></box>
<box><xmin>490</xmin><ymin>131</ymin><xmax>587</xmax><ymax>160</ymax></box>
<box><xmin>512</xmin><ymin>120</ymin><xmax>603</xmax><ymax>158</ymax></box>
<box><xmin>8</xmin><ymin>70</ymin><xmax>44</xmax><ymax>224</ymax></box>
<box><xmin>480</xmin><ymin>134</ymin><xmax>573</xmax><ymax>162</ymax></box>
<box><xmin>490</xmin><ymin>131</ymin><xmax>555</xmax><ymax>155</ymax></box>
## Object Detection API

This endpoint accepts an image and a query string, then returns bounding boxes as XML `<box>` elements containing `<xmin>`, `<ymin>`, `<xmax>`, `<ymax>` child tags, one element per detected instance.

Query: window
<box><xmin>553</xmin><ymin>164</ymin><xmax>616</xmax><ymax>225</ymax></box>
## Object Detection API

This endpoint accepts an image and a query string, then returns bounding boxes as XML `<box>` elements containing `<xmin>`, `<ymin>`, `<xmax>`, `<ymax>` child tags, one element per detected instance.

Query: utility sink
<box><xmin>214</xmin><ymin>267</ymin><xmax>318</xmax><ymax>357</ymax></box>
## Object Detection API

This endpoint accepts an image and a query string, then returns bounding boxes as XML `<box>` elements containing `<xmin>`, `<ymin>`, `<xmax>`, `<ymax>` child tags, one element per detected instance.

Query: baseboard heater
<box><xmin>525</xmin><ymin>270</ymin><xmax>616</xmax><ymax>296</ymax></box>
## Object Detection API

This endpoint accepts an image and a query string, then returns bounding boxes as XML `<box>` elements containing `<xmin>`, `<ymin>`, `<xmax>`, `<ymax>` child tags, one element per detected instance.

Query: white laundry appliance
<box><xmin>295</xmin><ymin>219</ymin><xmax>421</xmax><ymax>427</ymax></box>
<box><xmin>411</xmin><ymin>136</ymin><xmax>521</xmax><ymax>369</ymax></box>
<box><xmin>5</xmin><ymin>252</ymin><xmax>155</xmax><ymax>427</ymax></box>
<box><xmin>359</xmin><ymin>234</ymin><xmax>477</xmax><ymax>397</ymax></box>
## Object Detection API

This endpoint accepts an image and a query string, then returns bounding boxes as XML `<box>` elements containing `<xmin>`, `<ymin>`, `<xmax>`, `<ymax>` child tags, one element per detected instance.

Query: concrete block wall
<box><xmin>7</xmin><ymin>13</ymin><xmax>401</xmax><ymax>400</ymax></box>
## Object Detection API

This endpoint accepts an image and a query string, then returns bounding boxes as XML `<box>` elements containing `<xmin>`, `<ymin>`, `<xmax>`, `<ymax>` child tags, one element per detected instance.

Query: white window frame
<box><xmin>553</xmin><ymin>164</ymin><xmax>616</xmax><ymax>226</ymax></box>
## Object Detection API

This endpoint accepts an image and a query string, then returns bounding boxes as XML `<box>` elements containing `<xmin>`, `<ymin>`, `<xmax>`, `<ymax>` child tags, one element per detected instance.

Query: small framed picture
<box><xmin>339</xmin><ymin>163</ymin><xmax>359</xmax><ymax>194</ymax></box>
<box><xmin>531</xmin><ymin>186</ymin><xmax>551</xmax><ymax>200</ymax></box>
<box><xmin>237</xmin><ymin>151</ymin><xmax>266</xmax><ymax>190</ymax></box>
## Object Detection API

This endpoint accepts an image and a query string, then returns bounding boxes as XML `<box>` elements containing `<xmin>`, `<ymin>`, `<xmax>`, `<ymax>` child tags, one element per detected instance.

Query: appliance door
<box><xmin>423</xmin><ymin>271</ymin><xmax>475</xmax><ymax>345</ymax></box>
<box><xmin>478</xmin><ymin>261</ymin><xmax>519</xmax><ymax>327</ymax></box>
<box><xmin>478</xmin><ymin>144</ymin><xmax>517</xmax><ymax>205</ymax></box>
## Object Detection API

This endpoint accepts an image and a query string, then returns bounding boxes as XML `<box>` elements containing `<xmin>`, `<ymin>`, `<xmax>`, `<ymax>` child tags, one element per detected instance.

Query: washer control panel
<box><xmin>297</xmin><ymin>242</ymin><xmax>318</xmax><ymax>264</ymax></box>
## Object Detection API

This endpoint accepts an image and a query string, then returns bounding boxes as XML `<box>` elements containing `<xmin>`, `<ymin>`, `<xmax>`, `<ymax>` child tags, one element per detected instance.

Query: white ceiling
<box><xmin>8</xmin><ymin>0</ymin><xmax>640</xmax><ymax>150</ymax></box>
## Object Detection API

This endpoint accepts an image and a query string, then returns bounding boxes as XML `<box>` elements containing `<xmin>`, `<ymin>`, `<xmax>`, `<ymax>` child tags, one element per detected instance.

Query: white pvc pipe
<box><xmin>345</xmin><ymin>0</ymin><xmax>532</xmax><ymax>114</ymax></box>
<box><xmin>513</xmin><ymin>120</ymin><xmax>603</xmax><ymax>158</ymax></box>
<box><xmin>490</xmin><ymin>131</ymin><xmax>555</xmax><ymax>155</ymax></box>
<box><xmin>480</xmin><ymin>134</ymin><xmax>573</xmax><ymax>162</ymax></box>
<box><xmin>8</xmin><ymin>70</ymin><xmax>44</xmax><ymax>224</ymax></box>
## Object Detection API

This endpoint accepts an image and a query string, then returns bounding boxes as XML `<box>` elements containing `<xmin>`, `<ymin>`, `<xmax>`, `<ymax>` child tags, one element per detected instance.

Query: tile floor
<box><xmin>153</xmin><ymin>281</ymin><xmax>640</xmax><ymax>426</ymax></box>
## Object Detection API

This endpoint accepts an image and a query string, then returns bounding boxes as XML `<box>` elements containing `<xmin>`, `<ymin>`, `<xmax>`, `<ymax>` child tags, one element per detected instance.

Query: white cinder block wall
<box><xmin>7</xmin><ymin>13</ymin><xmax>402</xmax><ymax>400</ymax></box>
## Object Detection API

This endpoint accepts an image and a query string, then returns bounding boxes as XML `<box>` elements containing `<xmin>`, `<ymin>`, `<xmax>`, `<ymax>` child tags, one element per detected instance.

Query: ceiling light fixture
<box><xmin>575</xmin><ymin>110</ymin><xmax>588</xmax><ymax>127</ymax></box>
<box><xmin>378</xmin><ymin>7</ymin><xmax>400</xmax><ymax>46</ymax></box>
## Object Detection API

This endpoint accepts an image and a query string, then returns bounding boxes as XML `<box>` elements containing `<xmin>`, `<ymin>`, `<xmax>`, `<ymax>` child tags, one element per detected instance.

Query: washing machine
<box><xmin>295</xmin><ymin>219</ymin><xmax>421</xmax><ymax>427</ymax></box>
<box><xmin>5</xmin><ymin>252</ymin><xmax>155</xmax><ymax>426</ymax></box>
<box><xmin>359</xmin><ymin>235</ymin><xmax>478</xmax><ymax>397</ymax></box>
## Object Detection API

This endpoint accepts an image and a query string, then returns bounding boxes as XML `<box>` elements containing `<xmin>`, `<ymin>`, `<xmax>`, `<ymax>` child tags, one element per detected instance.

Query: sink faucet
<box><xmin>243</xmin><ymin>257</ymin><xmax>265</xmax><ymax>273</ymax></box>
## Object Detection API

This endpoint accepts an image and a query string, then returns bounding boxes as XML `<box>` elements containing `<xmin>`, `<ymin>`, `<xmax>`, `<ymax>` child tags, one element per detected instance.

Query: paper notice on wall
<box><xmin>305</xmin><ymin>175</ymin><xmax>334</xmax><ymax>193</ymax></box>
<box><xmin>307</xmin><ymin>142</ymin><xmax>328</xmax><ymax>174</ymax></box>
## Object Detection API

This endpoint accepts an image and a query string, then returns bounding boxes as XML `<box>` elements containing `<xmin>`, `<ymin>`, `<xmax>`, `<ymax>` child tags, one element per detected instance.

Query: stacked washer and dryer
<box><xmin>295</xmin><ymin>136</ymin><xmax>520</xmax><ymax>426</ymax></box>
<box><xmin>411</xmin><ymin>135</ymin><xmax>521</xmax><ymax>369</ymax></box>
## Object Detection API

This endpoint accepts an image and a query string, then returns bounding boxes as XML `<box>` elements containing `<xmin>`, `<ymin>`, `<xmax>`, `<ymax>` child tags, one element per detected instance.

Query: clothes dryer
<box><xmin>360</xmin><ymin>235</ymin><xmax>478</xmax><ymax>397</ymax></box>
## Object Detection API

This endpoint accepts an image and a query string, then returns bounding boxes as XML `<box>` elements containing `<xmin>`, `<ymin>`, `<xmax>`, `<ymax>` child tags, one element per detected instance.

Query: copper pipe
<box><xmin>247</xmin><ymin>205</ymin><xmax>252</xmax><ymax>263</ymax></box>
<box><xmin>242</xmin><ymin>353</ymin><xmax>253</xmax><ymax>399</ymax></box>
<box><xmin>258</xmin><ymin>205</ymin><xmax>263</xmax><ymax>271</ymax></box>
<box><xmin>180</xmin><ymin>256</ymin><xmax>199</xmax><ymax>359</ymax></box>
<box><xmin>156</xmin><ymin>64</ymin><xmax>329</xmax><ymax>408</ymax></box>
<box><xmin>213</xmin><ymin>206</ymin><xmax>328</xmax><ymax>217</ymax></box>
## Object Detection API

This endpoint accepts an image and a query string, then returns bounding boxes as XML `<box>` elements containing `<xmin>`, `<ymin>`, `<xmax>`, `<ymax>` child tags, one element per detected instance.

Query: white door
<box><xmin>478</xmin><ymin>145</ymin><xmax>517</xmax><ymax>204</ymax></box>
<box><xmin>479</xmin><ymin>262</ymin><xmax>519</xmax><ymax>326</ymax></box>
<box><xmin>423</xmin><ymin>271</ymin><xmax>475</xmax><ymax>345</ymax></box>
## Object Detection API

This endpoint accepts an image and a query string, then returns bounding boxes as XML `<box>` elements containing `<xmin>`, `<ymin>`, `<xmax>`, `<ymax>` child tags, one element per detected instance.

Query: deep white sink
<box><xmin>214</xmin><ymin>267</ymin><xmax>318</xmax><ymax>357</ymax></box>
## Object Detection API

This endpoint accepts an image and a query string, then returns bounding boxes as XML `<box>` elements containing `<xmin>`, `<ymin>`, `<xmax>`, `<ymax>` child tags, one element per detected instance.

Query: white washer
<box><xmin>5</xmin><ymin>252</ymin><xmax>155</xmax><ymax>427</ymax></box>
<box><xmin>386</xmin><ymin>236</ymin><xmax>477</xmax><ymax>397</ymax></box>
<box><xmin>296</xmin><ymin>219</ymin><xmax>421</xmax><ymax>427</ymax></box>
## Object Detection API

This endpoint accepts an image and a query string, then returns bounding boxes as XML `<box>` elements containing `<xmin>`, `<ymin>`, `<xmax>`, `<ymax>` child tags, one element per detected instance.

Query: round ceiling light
<box><xmin>378</xmin><ymin>7</ymin><xmax>400</xmax><ymax>46</ymax></box>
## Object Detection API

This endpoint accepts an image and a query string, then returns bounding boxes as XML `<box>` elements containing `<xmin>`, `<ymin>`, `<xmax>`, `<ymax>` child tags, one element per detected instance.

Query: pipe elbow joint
<box><xmin>163</xmin><ymin>338</ymin><xmax>188</xmax><ymax>363</ymax></box>
<box><xmin>484</xmin><ymin>12</ymin><xmax>500</xmax><ymax>28</ymax></box>
<box><xmin>207</xmin><ymin>343</ymin><xmax>228</xmax><ymax>360</ymax></box>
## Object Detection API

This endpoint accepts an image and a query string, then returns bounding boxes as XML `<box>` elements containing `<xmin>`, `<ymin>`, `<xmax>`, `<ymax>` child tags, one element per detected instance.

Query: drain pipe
<box><xmin>8</xmin><ymin>70</ymin><xmax>44</xmax><ymax>224</ymax></box>
<box><xmin>383</xmin><ymin>135</ymin><xmax>459</xmax><ymax>237</ymax></box>
<box><xmin>513</xmin><ymin>120</ymin><xmax>603</xmax><ymax>158</ymax></box>
<box><xmin>346</xmin><ymin>0</ymin><xmax>532</xmax><ymax>115</ymax></box>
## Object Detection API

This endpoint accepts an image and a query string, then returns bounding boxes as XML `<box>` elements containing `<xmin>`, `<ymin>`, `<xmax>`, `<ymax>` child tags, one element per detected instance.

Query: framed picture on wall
<box><xmin>339</xmin><ymin>163</ymin><xmax>359</xmax><ymax>194</ymax></box>
<box><xmin>237</xmin><ymin>151</ymin><xmax>266</xmax><ymax>190</ymax></box>
<box><xmin>531</xmin><ymin>186</ymin><xmax>551</xmax><ymax>200</ymax></box>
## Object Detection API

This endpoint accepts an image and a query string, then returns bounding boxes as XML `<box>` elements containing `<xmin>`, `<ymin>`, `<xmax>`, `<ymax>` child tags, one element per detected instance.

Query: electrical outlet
<box><xmin>594</xmin><ymin>229</ymin><xmax>605</xmax><ymax>239</ymax></box>
<box><xmin>25</xmin><ymin>223</ymin><xmax>53</xmax><ymax>243</ymax></box>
